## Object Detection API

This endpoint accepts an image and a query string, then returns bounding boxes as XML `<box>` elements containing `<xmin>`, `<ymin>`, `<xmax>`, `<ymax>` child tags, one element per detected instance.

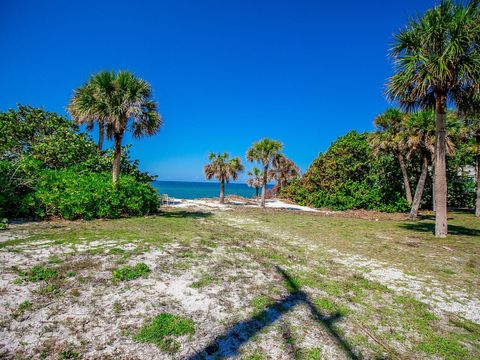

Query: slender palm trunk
<box><xmin>219</xmin><ymin>180</ymin><xmax>225</xmax><ymax>204</ymax></box>
<box><xmin>255</xmin><ymin>187</ymin><xmax>259</xmax><ymax>198</ymax></box>
<box><xmin>112</xmin><ymin>132</ymin><xmax>123</xmax><ymax>185</ymax></box>
<box><xmin>397</xmin><ymin>152</ymin><xmax>412</xmax><ymax>206</ymax></box>
<box><xmin>97</xmin><ymin>120</ymin><xmax>104</xmax><ymax>151</ymax></box>
<box><xmin>434</xmin><ymin>94</ymin><xmax>448</xmax><ymax>237</ymax></box>
<box><xmin>261</xmin><ymin>165</ymin><xmax>268</xmax><ymax>208</ymax></box>
<box><xmin>475</xmin><ymin>131</ymin><xmax>480</xmax><ymax>218</ymax></box>
<box><xmin>409</xmin><ymin>153</ymin><xmax>429</xmax><ymax>220</ymax></box>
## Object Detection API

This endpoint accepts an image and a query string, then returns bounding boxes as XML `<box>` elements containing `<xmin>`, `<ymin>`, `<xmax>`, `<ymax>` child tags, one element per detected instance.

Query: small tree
<box><xmin>69</xmin><ymin>71</ymin><xmax>162</xmax><ymax>184</ymax></box>
<box><xmin>246</xmin><ymin>138</ymin><xmax>283</xmax><ymax>207</ymax></box>
<box><xmin>371</xmin><ymin>108</ymin><xmax>413</xmax><ymax>206</ymax></box>
<box><xmin>269</xmin><ymin>154</ymin><xmax>299</xmax><ymax>191</ymax></box>
<box><xmin>204</xmin><ymin>152</ymin><xmax>244</xmax><ymax>204</ymax></box>
<box><xmin>246</xmin><ymin>167</ymin><xmax>262</xmax><ymax>198</ymax></box>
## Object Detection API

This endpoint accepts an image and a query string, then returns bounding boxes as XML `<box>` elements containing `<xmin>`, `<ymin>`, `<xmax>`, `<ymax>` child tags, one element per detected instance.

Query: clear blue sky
<box><xmin>0</xmin><ymin>0</ymin><xmax>434</xmax><ymax>182</ymax></box>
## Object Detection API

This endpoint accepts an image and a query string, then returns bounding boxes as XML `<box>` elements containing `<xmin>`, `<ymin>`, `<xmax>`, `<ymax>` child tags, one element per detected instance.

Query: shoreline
<box><xmin>161</xmin><ymin>196</ymin><xmax>321</xmax><ymax>212</ymax></box>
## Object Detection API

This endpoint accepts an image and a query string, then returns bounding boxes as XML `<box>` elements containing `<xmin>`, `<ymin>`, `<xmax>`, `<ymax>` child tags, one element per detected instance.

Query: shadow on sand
<box><xmin>188</xmin><ymin>266</ymin><xmax>358</xmax><ymax>359</ymax></box>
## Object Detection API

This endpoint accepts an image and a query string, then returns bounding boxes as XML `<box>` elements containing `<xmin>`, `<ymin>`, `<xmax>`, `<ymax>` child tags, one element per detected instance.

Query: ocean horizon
<box><xmin>151</xmin><ymin>180</ymin><xmax>273</xmax><ymax>199</ymax></box>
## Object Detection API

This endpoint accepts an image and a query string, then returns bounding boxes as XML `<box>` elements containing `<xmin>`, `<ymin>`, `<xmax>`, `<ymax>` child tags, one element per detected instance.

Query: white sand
<box><xmin>164</xmin><ymin>198</ymin><xmax>320</xmax><ymax>212</ymax></box>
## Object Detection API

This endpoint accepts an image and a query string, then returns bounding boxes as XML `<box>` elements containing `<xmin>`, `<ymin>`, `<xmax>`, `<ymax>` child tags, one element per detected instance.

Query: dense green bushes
<box><xmin>22</xmin><ymin>169</ymin><xmax>158</xmax><ymax>220</ymax></box>
<box><xmin>0</xmin><ymin>105</ymin><xmax>159</xmax><ymax>219</ymax></box>
<box><xmin>282</xmin><ymin>130</ymin><xmax>475</xmax><ymax>212</ymax></box>
<box><xmin>282</xmin><ymin>131</ymin><xmax>408</xmax><ymax>212</ymax></box>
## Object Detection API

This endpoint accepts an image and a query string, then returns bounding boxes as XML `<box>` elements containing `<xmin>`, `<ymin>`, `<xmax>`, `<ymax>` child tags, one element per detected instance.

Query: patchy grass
<box><xmin>0</xmin><ymin>208</ymin><xmax>478</xmax><ymax>359</ymax></box>
<box><xmin>112</xmin><ymin>263</ymin><xmax>150</xmax><ymax>281</ymax></box>
<box><xmin>20</xmin><ymin>265</ymin><xmax>58</xmax><ymax>282</ymax></box>
<box><xmin>134</xmin><ymin>313</ymin><xmax>195</xmax><ymax>353</ymax></box>
<box><xmin>190</xmin><ymin>273</ymin><xmax>215</xmax><ymax>288</ymax></box>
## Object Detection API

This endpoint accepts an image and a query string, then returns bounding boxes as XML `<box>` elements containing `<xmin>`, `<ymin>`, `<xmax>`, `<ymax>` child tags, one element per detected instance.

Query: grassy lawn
<box><xmin>0</xmin><ymin>208</ymin><xmax>479</xmax><ymax>359</ymax></box>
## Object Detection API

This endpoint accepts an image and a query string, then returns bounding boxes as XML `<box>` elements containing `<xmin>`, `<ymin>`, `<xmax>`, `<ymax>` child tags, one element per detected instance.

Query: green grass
<box><xmin>112</xmin><ymin>263</ymin><xmax>150</xmax><ymax>281</ymax></box>
<box><xmin>134</xmin><ymin>313</ymin><xmax>195</xmax><ymax>353</ymax></box>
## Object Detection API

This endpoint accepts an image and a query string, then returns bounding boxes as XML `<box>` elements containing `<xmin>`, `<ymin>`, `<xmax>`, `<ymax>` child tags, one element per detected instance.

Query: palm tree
<box><xmin>269</xmin><ymin>154</ymin><xmax>299</xmax><ymax>191</ymax></box>
<box><xmin>404</xmin><ymin>110</ymin><xmax>456</xmax><ymax>219</ymax></box>
<box><xmin>371</xmin><ymin>108</ymin><xmax>412</xmax><ymax>206</ymax></box>
<box><xmin>68</xmin><ymin>81</ymin><xmax>107</xmax><ymax>151</ymax></box>
<box><xmin>246</xmin><ymin>167</ymin><xmax>262</xmax><ymax>198</ymax></box>
<box><xmin>204</xmin><ymin>152</ymin><xmax>244</xmax><ymax>204</ymax></box>
<box><xmin>68</xmin><ymin>71</ymin><xmax>162</xmax><ymax>184</ymax></box>
<box><xmin>246</xmin><ymin>138</ymin><xmax>283</xmax><ymax>207</ymax></box>
<box><xmin>387</xmin><ymin>0</ymin><xmax>480</xmax><ymax>237</ymax></box>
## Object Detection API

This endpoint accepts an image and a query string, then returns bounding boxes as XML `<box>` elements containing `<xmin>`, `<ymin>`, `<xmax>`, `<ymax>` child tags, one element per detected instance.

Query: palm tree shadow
<box><xmin>157</xmin><ymin>211</ymin><xmax>212</xmax><ymax>219</ymax></box>
<box><xmin>188</xmin><ymin>266</ymin><xmax>358</xmax><ymax>359</ymax></box>
<box><xmin>399</xmin><ymin>222</ymin><xmax>480</xmax><ymax>237</ymax></box>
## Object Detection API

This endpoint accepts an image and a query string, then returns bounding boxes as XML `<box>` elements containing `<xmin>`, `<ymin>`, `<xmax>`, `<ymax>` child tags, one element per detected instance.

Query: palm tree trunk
<box><xmin>409</xmin><ymin>153</ymin><xmax>429</xmax><ymax>220</ymax></box>
<box><xmin>261</xmin><ymin>165</ymin><xmax>268</xmax><ymax>208</ymax></box>
<box><xmin>397</xmin><ymin>152</ymin><xmax>412</xmax><ymax>206</ymax></box>
<box><xmin>97</xmin><ymin>120</ymin><xmax>104</xmax><ymax>151</ymax></box>
<box><xmin>112</xmin><ymin>132</ymin><xmax>123</xmax><ymax>185</ymax></box>
<box><xmin>476</xmin><ymin>131</ymin><xmax>480</xmax><ymax>218</ymax></box>
<box><xmin>434</xmin><ymin>93</ymin><xmax>448</xmax><ymax>237</ymax></box>
<box><xmin>219</xmin><ymin>180</ymin><xmax>225</xmax><ymax>204</ymax></box>
<box><xmin>255</xmin><ymin>187</ymin><xmax>259</xmax><ymax>198</ymax></box>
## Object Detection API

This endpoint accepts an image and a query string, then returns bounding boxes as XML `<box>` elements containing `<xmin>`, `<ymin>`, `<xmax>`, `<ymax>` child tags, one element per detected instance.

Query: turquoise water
<box><xmin>151</xmin><ymin>181</ymin><xmax>271</xmax><ymax>199</ymax></box>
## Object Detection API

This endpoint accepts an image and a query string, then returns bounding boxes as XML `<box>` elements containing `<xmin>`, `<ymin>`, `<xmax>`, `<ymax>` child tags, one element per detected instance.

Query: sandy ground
<box><xmin>0</xmin><ymin>206</ymin><xmax>478</xmax><ymax>359</ymax></box>
<box><xmin>164</xmin><ymin>197</ymin><xmax>324</xmax><ymax>213</ymax></box>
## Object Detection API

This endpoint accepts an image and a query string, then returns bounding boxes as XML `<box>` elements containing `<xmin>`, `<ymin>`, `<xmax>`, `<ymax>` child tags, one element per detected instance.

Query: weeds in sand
<box><xmin>113</xmin><ymin>301</ymin><xmax>124</xmax><ymax>315</ymax></box>
<box><xmin>296</xmin><ymin>347</ymin><xmax>322</xmax><ymax>359</ymax></box>
<box><xmin>20</xmin><ymin>265</ymin><xmax>57</xmax><ymax>282</ymax></box>
<box><xmin>60</xmin><ymin>349</ymin><xmax>79</xmax><ymax>359</ymax></box>
<box><xmin>12</xmin><ymin>300</ymin><xmax>32</xmax><ymax>319</ymax></box>
<box><xmin>38</xmin><ymin>283</ymin><xmax>62</xmax><ymax>297</ymax></box>
<box><xmin>48</xmin><ymin>255</ymin><xmax>63</xmax><ymax>264</ymax></box>
<box><xmin>190</xmin><ymin>273</ymin><xmax>214</xmax><ymax>288</ymax></box>
<box><xmin>18</xmin><ymin>300</ymin><xmax>32</xmax><ymax>311</ymax></box>
<box><xmin>134</xmin><ymin>313</ymin><xmax>195</xmax><ymax>353</ymax></box>
<box><xmin>112</xmin><ymin>263</ymin><xmax>150</xmax><ymax>281</ymax></box>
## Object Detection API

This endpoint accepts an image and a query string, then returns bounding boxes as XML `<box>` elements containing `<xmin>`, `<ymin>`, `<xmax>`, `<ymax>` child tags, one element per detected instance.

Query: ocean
<box><xmin>151</xmin><ymin>181</ymin><xmax>272</xmax><ymax>199</ymax></box>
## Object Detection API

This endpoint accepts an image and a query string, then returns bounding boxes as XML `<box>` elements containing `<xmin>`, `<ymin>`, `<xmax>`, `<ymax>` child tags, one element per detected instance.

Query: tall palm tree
<box><xmin>371</xmin><ymin>108</ymin><xmax>412</xmax><ymax>206</ymax></box>
<box><xmin>68</xmin><ymin>71</ymin><xmax>162</xmax><ymax>184</ymax></box>
<box><xmin>387</xmin><ymin>0</ymin><xmax>480</xmax><ymax>237</ymax></box>
<box><xmin>269</xmin><ymin>154</ymin><xmax>299</xmax><ymax>191</ymax></box>
<box><xmin>246</xmin><ymin>167</ymin><xmax>262</xmax><ymax>198</ymax></box>
<box><xmin>204</xmin><ymin>152</ymin><xmax>244</xmax><ymax>204</ymax></box>
<box><xmin>246</xmin><ymin>138</ymin><xmax>283</xmax><ymax>207</ymax></box>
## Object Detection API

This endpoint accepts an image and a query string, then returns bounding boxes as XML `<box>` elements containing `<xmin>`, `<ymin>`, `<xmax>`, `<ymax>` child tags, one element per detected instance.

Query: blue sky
<box><xmin>0</xmin><ymin>0</ymin><xmax>434</xmax><ymax>182</ymax></box>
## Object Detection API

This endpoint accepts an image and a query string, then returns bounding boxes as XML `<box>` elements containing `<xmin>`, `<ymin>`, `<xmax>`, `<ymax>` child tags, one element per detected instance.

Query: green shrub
<box><xmin>282</xmin><ymin>131</ymin><xmax>409</xmax><ymax>212</ymax></box>
<box><xmin>23</xmin><ymin>169</ymin><xmax>158</xmax><ymax>220</ymax></box>
<box><xmin>21</xmin><ymin>265</ymin><xmax>57</xmax><ymax>282</ymax></box>
<box><xmin>0</xmin><ymin>105</ymin><xmax>157</xmax><ymax>219</ymax></box>
<box><xmin>134</xmin><ymin>313</ymin><xmax>195</xmax><ymax>353</ymax></box>
<box><xmin>112</xmin><ymin>263</ymin><xmax>150</xmax><ymax>281</ymax></box>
